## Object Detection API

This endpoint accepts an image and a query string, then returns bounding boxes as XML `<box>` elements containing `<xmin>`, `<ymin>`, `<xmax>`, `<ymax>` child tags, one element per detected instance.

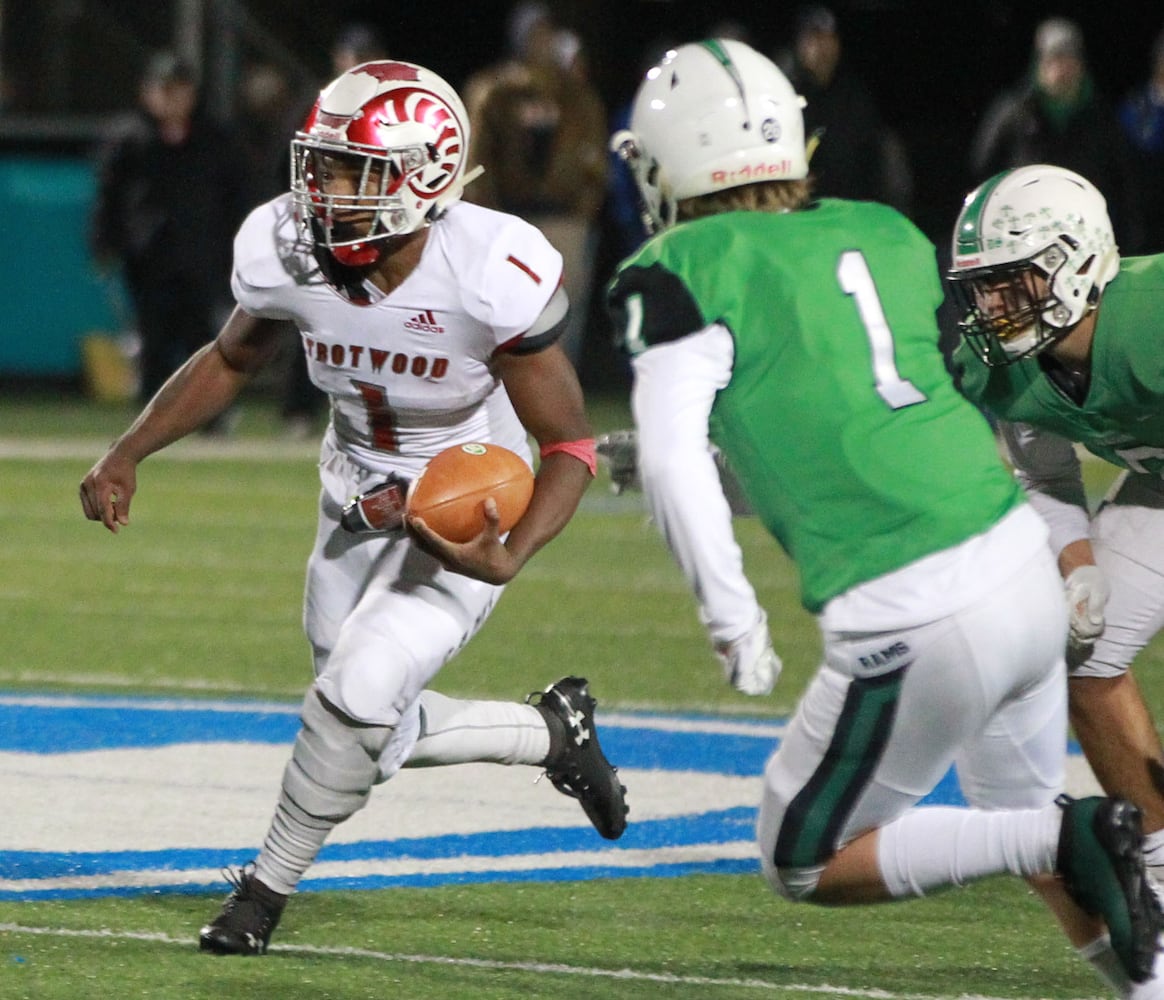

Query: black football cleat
<box><xmin>1056</xmin><ymin>794</ymin><xmax>1164</xmax><ymax>983</ymax></box>
<box><xmin>530</xmin><ymin>676</ymin><xmax>628</xmax><ymax>840</ymax></box>
<box><xmin>199</xmin><ymin>864</ymin><xmax>287</xmax><ymax>956</ymax></box>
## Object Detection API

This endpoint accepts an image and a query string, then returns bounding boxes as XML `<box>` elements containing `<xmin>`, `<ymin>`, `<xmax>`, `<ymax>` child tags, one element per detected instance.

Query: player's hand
<box><xmin>406</xmin><ymin>497</ymin><xmax>520</xmax><ymax>585</ymax></box>
<box><xmin>596</xmin><ymin>430</ymin><xmax>641</xmax><ymax>495</ymax></box>
<box><xmin>1065</xmin><ymin>564</ymin><xmax>1110</xmax><ymax>659</ymax></box>
<box><xmin>714</xmin><ymin>612</ymin><xmax>781</xmax><ymax>696</ymax></box>
<box><xmin>79</xmin><ymin>450</ymin><xmax>138</xmax><ymax>533</ymax></box>
<box><xmin>340</xmin><ymin>473</ymin><xmax>411</xmax><ymax>534</ymax></box>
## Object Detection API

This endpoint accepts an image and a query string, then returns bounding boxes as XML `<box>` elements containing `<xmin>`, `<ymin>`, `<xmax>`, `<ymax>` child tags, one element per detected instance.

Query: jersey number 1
<box><xmin>351</xmin><ymin>379</ymin><xmax>399</xmax><ymax>450</ymax></box>
<box><xmin>837</xmin><ymin>250</ymin><xmax>926</xmax><ymax>410</ymax></box>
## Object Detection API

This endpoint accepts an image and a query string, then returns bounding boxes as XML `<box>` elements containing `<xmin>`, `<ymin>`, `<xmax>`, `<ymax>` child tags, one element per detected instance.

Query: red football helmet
<box><xmin>291</xmin><ymin>60</ymin><xmax>474</xmax><ymax>267</ymax></box>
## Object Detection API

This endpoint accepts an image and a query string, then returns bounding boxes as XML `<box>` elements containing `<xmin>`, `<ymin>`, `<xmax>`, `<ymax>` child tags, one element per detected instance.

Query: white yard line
<box><xmin>0</xmin><ymin>924</ymin><xmax>1103</xmax><ymax>999</ymax></box>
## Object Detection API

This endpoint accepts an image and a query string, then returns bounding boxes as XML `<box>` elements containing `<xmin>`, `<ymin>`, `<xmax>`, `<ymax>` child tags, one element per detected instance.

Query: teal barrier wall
<box><xmin>0</xmin><ymin>156</ymin><xmax>127</xmax><ymax>378</ymax></box>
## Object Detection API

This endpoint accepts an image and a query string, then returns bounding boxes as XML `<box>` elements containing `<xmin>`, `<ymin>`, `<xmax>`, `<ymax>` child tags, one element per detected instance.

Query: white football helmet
<box><xmin>291</xmin><ymin>60</ymin><xmax>474</xmax><ymax>268</ymax></box>
<box><xmin>947</xmin><ymin>164</ymin><xmax>1119</xmax><ymax>366</ymax></box>
<box><xmin>610</xmin><ymin>39</ymin><xmax>807</xmax><ymax>233</ymax></box>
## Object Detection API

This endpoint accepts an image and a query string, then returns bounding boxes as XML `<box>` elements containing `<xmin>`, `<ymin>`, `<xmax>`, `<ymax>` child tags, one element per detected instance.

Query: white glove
<box><xmin>595</xmin><ymin>430</ymin><xmax>641</xmax><ymax>495</ymax></box>
<box><xmin>1064</xmin><ymin>564</ymin><xmax>1110</xmax><ymax>652</ymax></box>
<box><xmin>714</xmin><ymin>613</ymin><xmax>782</xmax><ymax>696</ymax></box>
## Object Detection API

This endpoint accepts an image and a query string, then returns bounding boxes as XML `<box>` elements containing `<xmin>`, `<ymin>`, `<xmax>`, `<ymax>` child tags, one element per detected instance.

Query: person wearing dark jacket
<box><xmin>91</xmin><ymin>52</ymin><xmax>253</xmax><ymax>409</ymax></box>
<box><xmin>1118</xmin><ymin>27</ymin><xmax>1164</xmax><ymax>254</ymax></box>
<box><xmin>782</xmin><ymin>5</ymin><xmax>913</xmax><ymax>215</ymax></box>
<box><xmin>969</xmin><ymin>17</ymin><xmax>1143</xmax><ymax>252</ymax></box>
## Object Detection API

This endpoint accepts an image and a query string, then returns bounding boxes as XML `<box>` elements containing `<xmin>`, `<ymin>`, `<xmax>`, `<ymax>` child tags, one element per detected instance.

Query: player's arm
<box><xmin>632</xmin><ymin>326</ymin><xmax>778</xmax><ymax>695</ymax></box>
<box><xmin>997</xmin><ymin>420</ymin><xmax>1091</xmax><ymax>559</ymax></box>
<box><xmin>996</xmin><ymin>419</ymin><xmax>1108</xmax><ymax>651</ymax></box>
<box><xmin>497</xmin><ymin>339</ymin><xmax>594</xmax><ymax>556</ymax></box>
<box><xmin>79</xmin><ymin>307</ymin><xmax>286</xmax><ymax>532</ymax></box>
<box><xmin>408</xmin><ymin>289</ymin><xmax>594</xmax><ymax>584</ymax></box>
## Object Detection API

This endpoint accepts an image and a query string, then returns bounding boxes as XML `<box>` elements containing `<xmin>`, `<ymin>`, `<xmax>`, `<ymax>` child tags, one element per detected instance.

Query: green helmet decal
<box><xmin>700</xmin><ymin>38</ymin><xmax>748</xmax><ymax>114</ymax></box>
<box><xmin>955</xmin><ymin>171</ymin><xmax>1010</xmax><ymax>258</ymax></box>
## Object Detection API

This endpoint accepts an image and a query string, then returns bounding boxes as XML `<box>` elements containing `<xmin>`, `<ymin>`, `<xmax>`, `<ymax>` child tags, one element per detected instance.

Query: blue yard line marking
<box><xmin>0</xmin><ymin>703</ymin><xmax>300</xmax><ymax>753</ymax></box>
<box><xmin>0</xmin><ymin>693</ymin><xmax>1081</xmax><ymax>900</ymax></box>
<box><xmin>0</xmin><ymin>860</ymin><xmax>762</xmax><ymax>902</ymax></box>
<box><xmin>0</xmin><ymin>699</ymin><xmax>777</xmax><ymax>775</ymax></box>
<box><xmin>0</xmin><ymin>809</ymin><xmax>759</xmax><ymax>881</ymax></box>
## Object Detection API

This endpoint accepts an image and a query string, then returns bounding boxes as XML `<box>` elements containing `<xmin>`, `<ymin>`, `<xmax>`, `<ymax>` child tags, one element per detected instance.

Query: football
<box><xmin>406</xmin><ymin>442</ymin><xmax>535</xmax><ymax>543</ymax></box>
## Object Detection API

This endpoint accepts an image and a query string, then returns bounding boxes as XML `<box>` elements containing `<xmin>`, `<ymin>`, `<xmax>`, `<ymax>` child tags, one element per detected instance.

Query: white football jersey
<box><xmin>231</xmin><ymin>194</ymin><xmax>563</xmax><ymax>476</ymax></box>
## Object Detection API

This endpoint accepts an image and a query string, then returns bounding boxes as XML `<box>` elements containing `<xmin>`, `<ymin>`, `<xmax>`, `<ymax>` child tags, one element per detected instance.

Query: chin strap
<box><xmin>332</xmin><ymin>242</ymin><xmax>381</xmax><ymax>267</ymax></box>
<box><xmin>308</xmin><ymin>228</ymin><xmax>372</xmax><ymax>305</ymax></box>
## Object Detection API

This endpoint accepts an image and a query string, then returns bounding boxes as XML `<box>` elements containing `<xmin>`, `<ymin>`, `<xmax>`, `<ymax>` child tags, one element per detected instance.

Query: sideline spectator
<box><xmin>330</xmin><ymin>21</ymin><xmax>389</xmax><ymax>74</ymax></box>
<box><xmin>1118</xmin><ymin>27</ymin><xmax>1164</xmax><ymax>254</ymax></box>
<box><xmin>463</xmin><ymin>1</ymin><xmax>608</xmax><ymax>367</ymax></box>
<box><xmin>781</xmin><ymin>5</ymin><xmax>913</xmax><ymax>214</ymax></box>
<box><xmin>238</xmin><ymin>62</ymin><xmax>305</xmax><ymax>202</ymax></box>
<box><xmin>969</xmin><ymin>16</ymin><xmax>1141</xmax><ymax>251</ymax></box>
<box><xmin>90</xmin><ymin>51</ymin><xmax>251</xmax><ymax>423</ymax></box>
<box><xmin>605</xmin><ymin>37</ymin><xmax>680</xmax><ymax>260</ymax></box>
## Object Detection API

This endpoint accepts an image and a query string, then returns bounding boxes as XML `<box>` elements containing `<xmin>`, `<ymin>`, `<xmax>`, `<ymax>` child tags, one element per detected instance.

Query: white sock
<box><xmin>404</xmin><ymin>690</ymin><xmax>551</xmax><ymax>767</ymax></box>
<box><xmin>877</xmin><ymin>804</ymin><xmax>1060</xmax><ymax>897</ymax></box>
<box><xmin>1079</xmin><ymin>935</ymin><xmax>1133</xmax><ymax>999</ymax></box>
<box><xmin>256</xmin><ymin>795</ymin><xmax>334</xmax><ymax>896</ymax></box>
<box><xmin>1142</xmin><ymin>828</ymin><xmax>1164</xmax><ymax>872</ymax></box>
<box><xmin>254</xmin><ymin>689</ymin><xmax>384</xmax><ymax>895</ymax></box>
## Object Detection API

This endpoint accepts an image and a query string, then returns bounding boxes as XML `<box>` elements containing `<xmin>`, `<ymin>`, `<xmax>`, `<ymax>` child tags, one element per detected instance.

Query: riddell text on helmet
<box><xmin>712</xmin><ymin>160</ymin><xmax>795</xmax><ymax>185</ymax></box>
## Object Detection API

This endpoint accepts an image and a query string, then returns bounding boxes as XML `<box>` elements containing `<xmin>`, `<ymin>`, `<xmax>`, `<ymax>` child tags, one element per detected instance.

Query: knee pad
<box><xmin>758</xmin><ymin>785</ymin><xmax>824</xmax><ymax>902</ymax></box>
<box><xmin>282</xmin><ymin>688</ymin><xmax>394</xmax><ymax>822</ymax></box>
<box><xmin>764</xmin><ymin>860</ymin><xmax>825</xmax><ymax>902</ymax></box>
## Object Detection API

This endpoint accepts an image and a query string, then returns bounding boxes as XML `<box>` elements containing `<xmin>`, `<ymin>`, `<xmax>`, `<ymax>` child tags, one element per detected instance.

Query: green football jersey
<box><xmin>607</xmin><ymin>200</ymin><xmax>1024</xmax><ymax>613</ymax></box>
<box><xmin>955</xmin><ymin>254</ymin><xmax>1164</xmax><ymax>476</ymax></box>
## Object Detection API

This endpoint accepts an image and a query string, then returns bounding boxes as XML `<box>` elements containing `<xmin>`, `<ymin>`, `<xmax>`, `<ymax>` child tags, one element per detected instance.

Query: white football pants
<box><xmin>758</xmin><ymin>538</ymin><xmax>1068</xmax><ymax>888</ymax></box>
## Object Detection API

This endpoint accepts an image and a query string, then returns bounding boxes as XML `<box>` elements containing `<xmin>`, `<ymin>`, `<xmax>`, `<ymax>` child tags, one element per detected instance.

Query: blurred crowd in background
<box><xmin>1</xmin><ymin>0</ymin><xmax>1163</xmax><ymax>429</ymax></box>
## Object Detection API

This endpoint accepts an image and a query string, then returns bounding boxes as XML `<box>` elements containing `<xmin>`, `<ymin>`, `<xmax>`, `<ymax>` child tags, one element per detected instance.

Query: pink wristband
<box><xmin>539</xmin><ymin>438</ymin><xmax>597</xmax><ymax>477</ymax></box>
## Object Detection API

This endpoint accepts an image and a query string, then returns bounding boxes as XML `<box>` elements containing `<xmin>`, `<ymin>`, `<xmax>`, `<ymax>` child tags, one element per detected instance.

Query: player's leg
<box><xmin>311</xmin><ymin>562</ymin><xmax>625</xmax><ymax>844</ymax></box>
<box><xmin>199</xmin><ymin>683</ymin><xmax>392</xmax><ymax>956</ymax></box>
<box><xmin>405</xmin><ymin>680</ymin><xmax>628</xmax><ymax>840</ymax></box>
<box><xmin>201</xmin><ymin>482</ymin><xmax>503</xmax><ymax>955</ymax></box>
<box><xmin>405</xmin><ymin>689</ymin><xmax>551</xmax><ymax>768</ymax></box>
<box><xmin>951</xmin><ymin>624</ymin><xmax>1135</xmax><ymax>993</ymax></box>
<box><xmin>301</xmin><ymin>451</ymin><xmax>400</xmax><ymax>677</ymax></box>
<box><xmin>758</xmin><ymin>544</ymin><xmax>1160</xmax><ymax>982</ymax></box>
<box><xmin>758</xmin><ymin>558</ymin><xmax>1065</xmax><ymax>904</ymax></box>
<box><xmin>1058</xmin><ymin>481</ymin><xmax>1164</xmax><ymax>997</ymax></box>
<box><xmin>1068</xmin><ymin>478</ymin><xmax>1164</xmax><ymax>870</ymax></box>
<box><xmin>809</xmin><ymin>543</ymin><xmax>1157</xmax><ymax>984</ymax></box>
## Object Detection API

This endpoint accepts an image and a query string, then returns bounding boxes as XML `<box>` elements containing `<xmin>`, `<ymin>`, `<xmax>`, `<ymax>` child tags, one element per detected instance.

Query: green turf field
<box><xmin>1</xmin><ymin>390</ymin><xmax>1158</xmax><ymax>999</ymax></box>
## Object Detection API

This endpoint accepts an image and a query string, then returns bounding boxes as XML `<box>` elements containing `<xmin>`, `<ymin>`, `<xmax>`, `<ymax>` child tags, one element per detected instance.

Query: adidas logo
<box><xmin>404</xmin><ymin>309</ymin><xmax>445</xmax><ymax>333</ymax></box>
